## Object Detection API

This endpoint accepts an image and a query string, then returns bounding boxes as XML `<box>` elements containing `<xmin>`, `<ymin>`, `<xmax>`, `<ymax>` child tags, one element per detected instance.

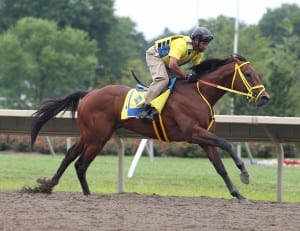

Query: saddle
<box><xmin>121</xmin><ymin>78</ymin><xmax>177</xmax><ymax>120</ymax></box>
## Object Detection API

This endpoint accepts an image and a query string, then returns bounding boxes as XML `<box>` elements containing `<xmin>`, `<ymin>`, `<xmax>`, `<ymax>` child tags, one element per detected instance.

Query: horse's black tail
<box><xmin>31</xmin><ymin>91</ymin><xmax>89</xmax><ymax>148</ymax></box>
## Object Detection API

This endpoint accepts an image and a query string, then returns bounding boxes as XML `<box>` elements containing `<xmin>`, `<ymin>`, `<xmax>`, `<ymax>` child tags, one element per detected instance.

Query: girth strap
<box><xmin>152</xmin><ymin>114</ymin><xmax>170</xmax><ymax>142</ymax></box>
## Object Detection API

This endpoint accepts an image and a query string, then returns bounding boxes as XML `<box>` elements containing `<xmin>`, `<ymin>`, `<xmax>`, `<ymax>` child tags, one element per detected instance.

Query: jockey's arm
<box><xmin>168</xmin><ymin>57</ymin><xmax>187</xmax><ymax>80</ymax></box>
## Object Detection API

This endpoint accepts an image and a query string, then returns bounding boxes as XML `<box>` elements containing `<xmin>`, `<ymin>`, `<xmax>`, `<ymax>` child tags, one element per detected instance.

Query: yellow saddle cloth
<box><xmin>121</xmin><ymin>78</ymin><xmax>177</xmax><ymax>120</ymax></box>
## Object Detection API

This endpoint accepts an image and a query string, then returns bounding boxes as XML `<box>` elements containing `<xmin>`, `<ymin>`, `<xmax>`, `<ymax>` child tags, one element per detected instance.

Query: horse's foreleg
<box><xmin>202</xmin><ymin>146</ymin><xmax>249</xmax><ymax>204</ymax></box>
<box><xmin>190</xmin><ymin>127</ymin><xmax>249</xmax><ymax>184</ymax></box>
<box><xmin>213</xmin><ymin>136</ymin><xmax>249</xmax><ymax>185</ymax></box>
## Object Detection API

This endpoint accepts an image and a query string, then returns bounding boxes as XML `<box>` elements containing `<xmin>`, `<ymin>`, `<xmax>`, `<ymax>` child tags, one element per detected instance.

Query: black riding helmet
<box><xmin>191</xmin><ymin>27</ymin><xmax>213</xmax><ymax>43</ymax></box>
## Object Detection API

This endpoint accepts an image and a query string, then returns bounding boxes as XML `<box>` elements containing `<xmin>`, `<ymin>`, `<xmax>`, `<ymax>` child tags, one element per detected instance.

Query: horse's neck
<box><xmin>201</xmin><ymin>64</ymin><xmax>235</xmax><ymax>106</ymax></box>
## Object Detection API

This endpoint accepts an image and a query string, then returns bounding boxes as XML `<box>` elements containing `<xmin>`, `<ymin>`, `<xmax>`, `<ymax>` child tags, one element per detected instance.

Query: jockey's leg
<box><xmin>137</xmin><ymin>46</ymin><xmax>169</xmax><ymax>120</ymax></box>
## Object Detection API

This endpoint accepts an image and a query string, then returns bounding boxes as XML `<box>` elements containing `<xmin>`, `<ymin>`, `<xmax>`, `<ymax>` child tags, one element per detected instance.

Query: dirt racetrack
<box><xmin>0</xmin><ymin>190</ymin><xmax>300</xmax><ymax>231</ymax></box>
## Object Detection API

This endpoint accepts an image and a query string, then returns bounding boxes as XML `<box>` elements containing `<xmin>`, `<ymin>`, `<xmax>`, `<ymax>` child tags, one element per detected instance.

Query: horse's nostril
<box><xmin>261</xmin><ymin>95</ymin><xmax>270</xmax><ymax>102</ymax></box>
<box><xmin>257</xmin><ymin>94</ymin><xmax>270</xmax><ymax>106</ymax></box>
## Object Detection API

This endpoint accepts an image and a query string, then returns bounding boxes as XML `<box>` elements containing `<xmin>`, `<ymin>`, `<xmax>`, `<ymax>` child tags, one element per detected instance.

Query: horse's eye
<box><xmin>245</xmin><ymin>73</ymin><xmax>251</xmax><ymax>79</ymax></box>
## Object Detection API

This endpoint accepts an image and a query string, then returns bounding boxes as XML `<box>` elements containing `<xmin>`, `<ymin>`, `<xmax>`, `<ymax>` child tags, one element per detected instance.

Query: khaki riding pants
<box><xmin>145</xmin><ymin>46</ymin><xmax>173</xmax><ymax>103</ymax></box>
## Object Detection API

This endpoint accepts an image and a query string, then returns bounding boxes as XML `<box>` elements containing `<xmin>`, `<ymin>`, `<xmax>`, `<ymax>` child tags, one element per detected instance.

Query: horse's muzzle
<box><xmin>256</xmin><ymin>92</ymin><xmax>270</xmax><ymax>107</ymax></box>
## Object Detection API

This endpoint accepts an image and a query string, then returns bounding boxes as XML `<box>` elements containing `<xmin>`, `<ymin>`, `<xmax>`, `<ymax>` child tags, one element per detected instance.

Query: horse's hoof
<box><xmin>37</xmin><ymin>176</ymin><xmax>51</xmax><ymax>184</ymax></box>
<box><xmin>36</xmin><ymin>176</ymin><xmax>55</xmax><ymax>192</ymax></box>
<box><xmin>240</xmin><ymin>173</ymin><xmax>249</xmax><ymax>184</ymax></box>
<box><xmin>238</xmin><ymin>198</ymin><xmax>250</xmax><ymax>204</ymax></box>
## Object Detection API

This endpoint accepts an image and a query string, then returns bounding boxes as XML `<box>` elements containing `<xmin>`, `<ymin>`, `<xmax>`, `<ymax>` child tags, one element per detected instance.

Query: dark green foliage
<box><xmin>0</xmin><ymin>2</ymin><xmax>299</xmax><ymax>116</ymax></box>
<box><xmin>0</xmin><ymin>17</ymin><xmax>98</xmax><ymax>107</ymax></box>
<box><xmin>0</xmin><ymin>0</ymin><xmax>147</xmax><ymax>103</ymax></box>
<box><xmin>259</xmin><ymin>4</ymin><xmax>300</xmax><ymax>45</ymax></box>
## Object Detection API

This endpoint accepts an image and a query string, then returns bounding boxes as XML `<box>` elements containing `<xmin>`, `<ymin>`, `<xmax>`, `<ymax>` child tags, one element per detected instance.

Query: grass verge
<box><xmin>0</xmin><ymin>153</ymin><xmax>299</xmax><ymax>202</ymax></box>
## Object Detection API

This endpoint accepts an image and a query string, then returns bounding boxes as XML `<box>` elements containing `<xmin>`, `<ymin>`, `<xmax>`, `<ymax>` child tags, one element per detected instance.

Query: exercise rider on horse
<box><xmin>137</xmin><ymin>26</ymin><xmax>214</xmax><ymax>120</ymax></box>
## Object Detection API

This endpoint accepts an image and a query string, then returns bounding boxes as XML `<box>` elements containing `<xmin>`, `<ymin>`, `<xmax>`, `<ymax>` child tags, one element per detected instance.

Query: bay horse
<box><xmin>30</xmin><ymin>54</ymin><xmax>269</xmax><ymax>203</ymax></box>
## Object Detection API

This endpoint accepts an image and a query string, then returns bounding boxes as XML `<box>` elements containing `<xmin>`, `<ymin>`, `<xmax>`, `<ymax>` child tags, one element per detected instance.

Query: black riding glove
<box><xmin>186</xmin><ymin>73</ymin><xmax>198</xmax><ymax>83</ymax></box>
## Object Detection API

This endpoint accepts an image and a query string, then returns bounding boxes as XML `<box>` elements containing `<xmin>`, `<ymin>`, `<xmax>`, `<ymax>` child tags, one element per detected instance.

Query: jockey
<box><xmin>137</xmin><ymin>26</ymin><xmax>214</xmax><ymax>120</ymax></box>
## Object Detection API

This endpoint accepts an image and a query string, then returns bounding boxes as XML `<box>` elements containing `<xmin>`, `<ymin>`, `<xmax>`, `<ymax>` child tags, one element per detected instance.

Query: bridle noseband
<box><xmin>231</xmin><ymin>62</ymin><xmax>265</xmax><ymax>103</ymax></box>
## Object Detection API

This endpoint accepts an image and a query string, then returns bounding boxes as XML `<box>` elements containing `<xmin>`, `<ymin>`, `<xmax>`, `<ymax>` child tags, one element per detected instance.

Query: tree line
<box><xmin>0</xmin><ymin>0</ymin><xmax>299</xmax><ymax>117</ymax></box>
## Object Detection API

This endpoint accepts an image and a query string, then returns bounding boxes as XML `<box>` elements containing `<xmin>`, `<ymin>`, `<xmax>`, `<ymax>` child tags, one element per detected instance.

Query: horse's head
<box><xmin>230</xmin><ymin>54</ymin><xmax>269</xmax><ymax>106</ymax></box>
<box><xmin>193</xmin><ymin>54</ymin><xmax>269</xmax><ymax>107</ymax></box>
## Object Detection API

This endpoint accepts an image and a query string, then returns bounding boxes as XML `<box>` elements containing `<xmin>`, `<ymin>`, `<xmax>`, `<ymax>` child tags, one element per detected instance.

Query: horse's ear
<box><xmin>232</xmin><ymin>54</ymin><xmax>240</xmax><ymax>62</ymax></box>
<box><xmin>232</xmin><ymin>53</ymin><xmax>247</xmax><ymax>62</ymax></box>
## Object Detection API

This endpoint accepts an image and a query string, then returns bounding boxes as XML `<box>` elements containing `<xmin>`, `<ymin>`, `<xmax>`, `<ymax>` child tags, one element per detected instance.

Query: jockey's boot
<box><xmin>137</xmin><ymin>103</ymin><xmax>157</xmax><ymax>120</ymax></box>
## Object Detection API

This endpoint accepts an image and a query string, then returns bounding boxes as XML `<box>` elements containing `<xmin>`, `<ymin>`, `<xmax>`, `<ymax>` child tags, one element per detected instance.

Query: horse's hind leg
<box><xmin>75</xmin><ymin>138</ymin><xmax>110</xmax><ymax>195</ymax></box>
<box><xmin>203</xmin><ymin>146</ymin><xmax>249</xmax><ymax>204</ymax></box>
<box><xmin>36</xmin><ymin>139</ymin><xmax>84</xmax><ymax>193</ymax></box>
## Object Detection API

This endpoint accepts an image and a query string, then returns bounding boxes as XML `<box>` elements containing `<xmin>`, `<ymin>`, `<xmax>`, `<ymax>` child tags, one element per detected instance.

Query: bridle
<box><xmin>196</xmin><ymin>61</ymin><xmax>266</xmax><ymax>131</ymax></box>
<box><xmin>198</xmin><ymin>62</ymin><xmax>265</xmax><ymax>103</ymax></box>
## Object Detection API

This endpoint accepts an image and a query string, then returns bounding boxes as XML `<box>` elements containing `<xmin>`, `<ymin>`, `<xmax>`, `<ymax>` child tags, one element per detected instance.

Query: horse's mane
<box><xmin>192</xmin><ymin>54</ymin><xmax>247</xmax><ymax>75</ymax></box>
